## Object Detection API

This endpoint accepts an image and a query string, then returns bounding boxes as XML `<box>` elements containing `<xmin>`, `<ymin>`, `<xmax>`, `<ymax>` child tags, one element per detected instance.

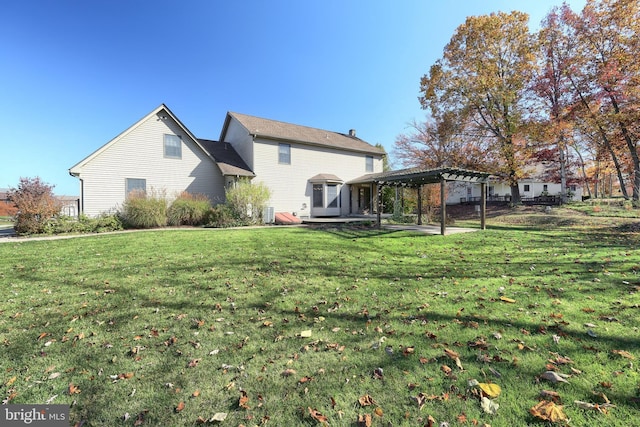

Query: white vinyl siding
<box><xmin>72</xmin><ymin>111</ymin><xmax>225</xmax><ymax>216</ymax></box>
<box><xmin>251</xmin><ymin>138</ymin><xmax>383</xmax><ymax>217</ymax></box>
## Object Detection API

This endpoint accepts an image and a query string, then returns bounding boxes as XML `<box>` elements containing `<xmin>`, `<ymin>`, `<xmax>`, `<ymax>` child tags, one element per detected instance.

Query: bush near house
<box><xmin>120</xmin><ymin>189</ymin><xmax>168</xmax><ymax>229</ymax></box>
<box><xmin>42</xmin><ymin>214</ymin><xmax>123</xmax><ymax>234</ymax></box>
<box><xmin>224</xmin><ymin>180</ymin><xmax>271</xmax><ymax>225</ymax></box>
<box><xmin>7</xmin><ymin>177</ymin><xmax>62</xmax><ymax>235</ymax></box>
<box><xmin>167</xmin><ymin>192</ymin><xmax>211</xmax><ymax>226</ymax></box>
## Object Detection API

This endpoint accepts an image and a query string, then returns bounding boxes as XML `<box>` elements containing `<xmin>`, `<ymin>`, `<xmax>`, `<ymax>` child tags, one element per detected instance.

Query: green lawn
<box><xmin>0</xmin><ymin>215</ymin><xmax>639</xmax><ymax>426</ymax></box>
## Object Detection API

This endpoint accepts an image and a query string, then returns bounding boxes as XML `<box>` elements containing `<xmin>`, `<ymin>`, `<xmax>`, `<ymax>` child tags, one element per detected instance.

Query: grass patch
<box><xmin>1</xmin><ymin>217</ymin><xmax>639</xmax><ymax>426</ymax></box>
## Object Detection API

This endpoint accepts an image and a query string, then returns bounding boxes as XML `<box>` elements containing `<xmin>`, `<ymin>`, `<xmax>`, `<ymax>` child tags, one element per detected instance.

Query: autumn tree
<box><xmin>561</xmin><ymin>0</ymin><xmax>640</xmax><ymax>203</ymax></box>
<box><xmin>7</xmin><ymin>177</ymin><xmax>62</xmax><ymax>235</ymax></box>
<box><xmin>529</xmin><ymin>7</ymin><xmax>578</xmax><ymax>203</ymax></box>
<box><xmin>420</xmin><ymin>11</ymin><xmax>536</xmax><ymax>204</ymax></box>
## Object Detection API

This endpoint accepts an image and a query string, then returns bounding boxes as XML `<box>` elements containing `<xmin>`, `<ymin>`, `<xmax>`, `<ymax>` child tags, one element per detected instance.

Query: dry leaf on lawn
<box><xmin>239</xmin><ymin>390</ymin><xmax>250</xmax><ymax>409</ymax></box>
<box><xmin>358</xmin><ymin>394</ymin><xmax>377</xmax><ymax>407</ymax></box>
<box><xmin>612</xmin><ymin>349</ymin><xmax>635</xmax><ymax>360</ymax></box>
<box><xmin>357</xmin><ymin>413</ymin><xmax>372</xmax><ymax>427</ymax></box>
<box><xmin>574</xmin><ymin>400</ymin><xmax>616</xmax><ymax>414</ymax></box>
<box><xmin>530</xmin><ymin>400</ymin><xmax>567</xmax><ymax>423</ymax></box>
<box><xmin>481</xmin><ymin>396</ymin><xmax>499</xmax><ymax>414</ymax></box>
<box><xmin>478</xmin><ymin>383</ymin><xmax>501</xmax><ymax>398</ymax></box>
<box><xmin>539</xmin><ymin>370</ymin><xmax>570</xmax><ymax>384</ymax></box>
<box><xmin>308</xmin><ymin>407</ymin><xmax>328</xmax><ymax>423</ymax></box>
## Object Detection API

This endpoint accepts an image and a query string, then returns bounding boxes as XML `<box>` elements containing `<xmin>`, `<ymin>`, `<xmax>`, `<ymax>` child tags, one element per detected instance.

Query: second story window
<box><xmin>365</xmin><ymin>155</ymin><xmax>373</xmax><ymax>172</ymax></box>
<box><xmin>279</xmin><ymin>143</ymin><xmax>291</xmax><ymax>164</ymax></box>
<box><xmin>164</xmin><ymin>134</ymin><xmax>182</xmax><ymax>159</ymax></box>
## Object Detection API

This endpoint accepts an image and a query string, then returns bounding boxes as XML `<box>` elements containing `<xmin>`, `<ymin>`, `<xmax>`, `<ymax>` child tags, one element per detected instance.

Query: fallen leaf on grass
<box><xmin>358</xmin><ymin>394</ymin><xmax>376</xmax><ymax>407</ymax></box>
<box><xmin>530</xmin><ymin>400</ymin><xmax>567</xmax><ymax>423</ymax></box>
<box><xmin>175</xmin><ymin>401</ymin><xmax>185</xmax><ymax>413</ymax></box>
<box><xmin>500</xmin><ymin>296</ymin><xmax>516</xmax><ymax>303</ymax></box>
<box><xmin>68</xmin><ymin>383</ymin><xmax>81</xmax><ymax>395</ymax></box>
<box><xmin>187</xmin><ymin>359</ymin><xmax>200</xmax><ymax>368</ymax></box>
<box><xmin>5</xmin><ymin>376</ymin><xmax>17</xmax><ymax>387</ymax></box>
<box><xmin>308</xmin><ymin>407</ymin><xmax>328</xmax><ymax>423</ymax></box>
<box><xmin>612</xmin><ymin>350</ymin><xmax>635</xmax><ymax>360</ymax></box>
<box><xmin>478</xmin><ymin>383</ymin><xmax>501</xmax><ymax>398</ymax></box>
<box><xmin>281</xmin><ymin>369</ymin><xmax>297</xmax><ymax>377</ymax></box>
<box><xmin>374</xmin><ymin>407</ymin><xmax>383</xmax><ymax>417</ymax></box>
<box><xmin>239</xmin><ymin>390</ymin><xmax>250</xmax><ymax>409</ymax></box>
<box><xmin>299</xmin><ymin>330</ymin><xmax>312</xmax><ymax>338</ymax></box>
<box><xmin>481</xmin><ymin>396</ymin><xmax>499</xmax><ymax>414</ymax></box>
<box><xmin>191</xmin><ymin>390</ymin><xmax>200</xmax><ymax>398</ymax></box>
<box><xmin>574</xmin><ymin>400</ymin><xmax>616</xmax><ymax>414</ymax></box>
<box><xmin>210</xmin><ymin>412</ymin><xmax>227</xmax><ymax>422</ymax></box>
<box><xmin>357</xmin><ymin>413</ymin><xmax>372</xmax><ymax>426</ymax></box>
<box><xmin>539</xmin><ymin>371</ymin><xmax>570</xmax><ymax>384</ymax></box>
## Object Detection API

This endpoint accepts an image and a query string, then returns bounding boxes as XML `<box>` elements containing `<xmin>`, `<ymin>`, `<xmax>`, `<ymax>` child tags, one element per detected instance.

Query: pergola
<box><xmin>348</xmin><ymin>167</ymin><xmax>491</xmax><ymax>235</ymax></box>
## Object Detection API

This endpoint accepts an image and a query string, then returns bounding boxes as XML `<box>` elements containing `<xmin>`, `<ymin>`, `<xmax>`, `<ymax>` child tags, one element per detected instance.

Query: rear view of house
<box><xmin>69</xmin><ymin>104</ymin><xmax>385</xmax><ymax>218</ymax></box>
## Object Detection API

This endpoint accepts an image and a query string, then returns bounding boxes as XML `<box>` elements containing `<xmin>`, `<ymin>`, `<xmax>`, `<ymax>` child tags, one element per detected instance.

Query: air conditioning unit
<box><xmin>263</xmin><ymin>206</ymin><xmax>275</xmax><ymax>224</ymax></box>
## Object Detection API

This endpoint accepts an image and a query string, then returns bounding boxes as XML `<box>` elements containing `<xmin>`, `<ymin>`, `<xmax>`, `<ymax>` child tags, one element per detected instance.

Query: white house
<box><xmin>69</xmin><ymin>104</ymin><xmax>386</xmax><ymax>218</ymax></box>
<box><xmin>446</xmin><ymin>162</ymin><xmax>583</xmax><ymax>205</ymax></box>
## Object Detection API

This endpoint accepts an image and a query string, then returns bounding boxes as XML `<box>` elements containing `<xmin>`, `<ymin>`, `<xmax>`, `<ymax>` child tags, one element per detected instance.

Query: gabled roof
<box><xmin>69</xmin><ymin>104</ymin><xmax>216</xmax><ymax>176</ymax></box>
<box><xmin>220</xmin><ymin>112</ymin><xmax>386</xmax><ymax>155</ymax></box>
<box><xmin>198</xmin><ymin>139</ymin><xmax>255</xmax><ymax>177</ymax></box>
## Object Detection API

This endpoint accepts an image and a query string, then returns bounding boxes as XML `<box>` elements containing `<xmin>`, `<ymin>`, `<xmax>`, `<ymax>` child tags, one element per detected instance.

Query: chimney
<box><xmin>348</xmin><ymin>129</ymin><xmax>356</xmax><ymax>137</ymax></box>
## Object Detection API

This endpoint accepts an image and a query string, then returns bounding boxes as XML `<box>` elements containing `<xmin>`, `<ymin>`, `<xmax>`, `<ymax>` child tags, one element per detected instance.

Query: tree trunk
<box><xmin>510</xmin><ymin>183</ymin><xmax>521</xmax><ymax>205</ymax></box>
<box><xmin>558</xmin><ymin>141</ymin><xmax>568</xmax><ymax>203</ymax></box>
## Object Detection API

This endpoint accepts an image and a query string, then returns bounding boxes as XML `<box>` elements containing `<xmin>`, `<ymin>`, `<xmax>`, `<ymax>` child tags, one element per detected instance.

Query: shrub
<box><xmin>204</xmin><ymin>204</ymin><xmax>242</xmax><ymax>228</ymax></box>
<box><xmin>224</xmin><ymin>180</ymin><xmax>271</xmax><ymax>225</ymax></box>
<box><xmin>41</xmin><ymin>214</ymin><xmax>123</xmax><ymax>235</ymax></box>
<box><xmin>167</xmin><ymin>192</ymin><xmax>211</xmax><ymax>226</ymax></box>
<box><xmin>120</xmin><ymin>189</ymin><xmax>167</xmax><ymax>229</ymax></box>
<box><xmin>7</xmin><ymin>177</ymin><xmax>62</xmax><ymax>235</ymax></box>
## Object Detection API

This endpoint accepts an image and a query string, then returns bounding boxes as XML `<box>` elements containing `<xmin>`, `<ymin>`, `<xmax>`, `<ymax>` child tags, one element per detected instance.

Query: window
<box><xmin>365</xmin><ymin>155</ymin><xmax>373</xmax><ymax>172</ymax></box>
<box><xmin>543</xmin><ymin>184</ymin><xmax>548</xmax><ymax>192</ymax></box>
<box><xmin>126</xmin><ymin>178</ymin><xmax>146</xmax><ymax>196</ymax></box>
<box><xmin>313</xmin><ymin>184</ymin><xmax>323</xmax><ymax>208</ymax></box>
<box><xmin>164</xmin><ymin>134</ymin><xmax>182</xmax><ymax>159</ymax></box>
<box><xmin>279</xmin><ymin>143</ymin><xmax>291</xmax><ymax>164</ymax></box>
<box><xmin>327</xmin><ymin>185</ymin><xmax>338</xmax><ymax>208</ymax></box>
<box><xmin>524</xmin><ymin>184</ymin><xmax>530</xmax><ymax>192</ymax></box>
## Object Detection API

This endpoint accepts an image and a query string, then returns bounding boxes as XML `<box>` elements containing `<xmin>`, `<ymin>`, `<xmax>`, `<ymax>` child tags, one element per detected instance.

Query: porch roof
<box><xmin>347</xmin><ymin>167</ymin><xmax>490</xmax><ymax>188</ymax></box>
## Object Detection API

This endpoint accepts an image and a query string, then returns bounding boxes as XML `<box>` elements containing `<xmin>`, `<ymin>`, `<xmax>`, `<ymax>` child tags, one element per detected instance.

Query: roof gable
<box><xmin>69</xmin><ymin>104</ymin><xmax>216</xmax><ymax>175</ymax></box>
<box><xmin>221</xmin><ymin>112</ymin><xmax>386</xmax><ymax>155</ymax></box>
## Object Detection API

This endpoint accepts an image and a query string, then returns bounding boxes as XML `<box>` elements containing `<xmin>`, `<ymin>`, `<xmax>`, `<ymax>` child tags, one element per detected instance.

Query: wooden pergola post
<box><xmin>417</xmin><ymin>185</ymin><xmax>422</xmax><ymax>225</ymax></box>
<box><xmin>480</xmin><ymin>181</ymin><xmax>487</xmax><ymax>230</ymax></box>
<box><xmin>440</xmin><ymin>178</ymin><xmax>446</xmax><ymax>235</ymax></box>
<box><xmin>376</xmin><ymin>183</ymin><xmax>382</xmax><ymax>229</ymax></box>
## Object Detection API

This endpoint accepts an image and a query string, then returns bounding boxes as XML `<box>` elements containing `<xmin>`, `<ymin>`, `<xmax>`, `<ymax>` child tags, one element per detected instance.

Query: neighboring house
<box><xmin>447</xmin><ymin>162</ymin><xmax>583</xmax><ymax>204</ymax></box>
<box><xmin>69</xmin><ymin>104</ymin><xmax>385</xmax><ymax>218</ymax></box>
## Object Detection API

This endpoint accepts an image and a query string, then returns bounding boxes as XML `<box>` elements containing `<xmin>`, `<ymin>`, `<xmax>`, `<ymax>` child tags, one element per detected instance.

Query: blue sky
<box><xmin>1</xmin><ymin>0</ymin><xmax>586</xmax><ymax>196</ymax></box>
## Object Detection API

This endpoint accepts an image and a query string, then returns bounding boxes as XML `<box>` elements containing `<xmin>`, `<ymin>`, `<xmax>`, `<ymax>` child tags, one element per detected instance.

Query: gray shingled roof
<box><xmin>198</xmin><ymin>139</ymin><xmax>255</xmax><ymax>177</ymax></box>
<box><xmin>225</xmin><ymin>112</ymin><xmax>386</xmax><ymax>155</ymax></box>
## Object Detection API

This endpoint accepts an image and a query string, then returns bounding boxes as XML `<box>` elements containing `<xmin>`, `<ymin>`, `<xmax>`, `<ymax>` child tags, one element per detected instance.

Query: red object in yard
<box><xmin>275</xmin><ymin>212</ymin><xmax>302</xmax><ymax>225</ymax></box>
